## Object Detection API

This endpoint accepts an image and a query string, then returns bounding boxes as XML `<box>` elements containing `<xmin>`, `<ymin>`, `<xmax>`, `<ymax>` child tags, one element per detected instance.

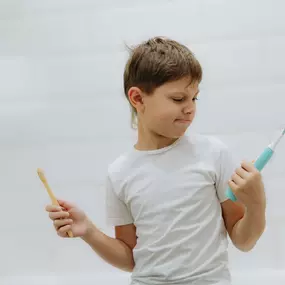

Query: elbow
<box><xmin>121</xmin><ymin>262</ymin><xmax>135</xmax><ymax>272</ymax></box>
<box><xmin>128</xmin><ymin>260</ymin><xmax>135</xmax><ymax>272</ymax></box>
<box><xmin>119</xmin><ymin>254</ymin><xmax>135</xmax><ymax>273</ymax></box>
<box><xmin>232</xmin><ymin>229</ymin><xmax>265</xmax><ymax>252</ymax></box>
<box><xmin>234</xmin><ymin>242</ymin><xmax>257</xmax><ymax>252</ymax></box>
<box><xmin>231</xmin><ymin>221</ymin><xmax>266</xmax><ymax>253</ymax></box>
<box><xmin>126</xmin><ymin>267</ymin><xmax>134</xmax><ymax>273</ymax></box>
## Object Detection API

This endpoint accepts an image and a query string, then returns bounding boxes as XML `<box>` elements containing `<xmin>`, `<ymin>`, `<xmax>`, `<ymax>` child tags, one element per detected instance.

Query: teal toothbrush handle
<box><xmin>226</xmin><ymin>147</ymin><xmax>274</xmax><ymax>201</ymax></box>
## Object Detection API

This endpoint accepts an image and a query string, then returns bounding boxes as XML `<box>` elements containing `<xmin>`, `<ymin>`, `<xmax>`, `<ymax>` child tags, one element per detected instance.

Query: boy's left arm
<box><xmin>221</xmin><ymin>160</ymin><xmax>266</xmax><ymax>252</ymax></box>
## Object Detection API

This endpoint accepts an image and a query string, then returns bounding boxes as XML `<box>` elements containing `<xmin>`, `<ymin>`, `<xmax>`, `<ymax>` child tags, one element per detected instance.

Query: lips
<box><xmin>176</xmin><ymin>119</ymin><xmax>191</xmax><ymax>122</ymax></box>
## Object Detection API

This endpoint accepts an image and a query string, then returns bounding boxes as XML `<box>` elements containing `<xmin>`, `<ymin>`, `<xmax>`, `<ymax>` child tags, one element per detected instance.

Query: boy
<box><xmin>46</xmin><ymin>37</ymin><xmax>266</xmax><ymax>285</ymax></box>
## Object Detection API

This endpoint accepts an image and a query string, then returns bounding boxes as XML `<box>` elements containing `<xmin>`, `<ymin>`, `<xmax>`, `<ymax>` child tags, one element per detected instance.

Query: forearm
<box><xmin>231</xmin><ymin>205</ymin><xmax>266</xmax><ymax>252</ymax></box>
<box><xmin>81</xmin><ymin>220</ymin><xmax>135</xmax><ymax>272</ymax></box>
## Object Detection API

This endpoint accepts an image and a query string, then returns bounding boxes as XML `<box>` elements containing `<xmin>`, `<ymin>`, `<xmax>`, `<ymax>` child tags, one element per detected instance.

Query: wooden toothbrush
<box><xmin>37</xmin><ymin>168</ymin><xmax>73</xmax><ymax>238</ymax></box>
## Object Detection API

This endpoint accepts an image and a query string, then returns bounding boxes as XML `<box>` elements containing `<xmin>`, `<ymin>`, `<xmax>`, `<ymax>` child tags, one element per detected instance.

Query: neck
<box><xmin>135</xmin><ymin>120</ymin><xmax>179</xmax><ymax>151</ymax></box>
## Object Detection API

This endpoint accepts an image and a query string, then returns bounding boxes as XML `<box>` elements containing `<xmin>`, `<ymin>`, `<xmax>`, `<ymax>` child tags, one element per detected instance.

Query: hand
<box><xmin>228</xmin><ymin>160</ymin><xmax>266</xmax><ymax>209</ymax></box>
<box><xmin>45</xmin><ymin>200</ymin><xmax>90</xmax><ymax>238</ymax></box>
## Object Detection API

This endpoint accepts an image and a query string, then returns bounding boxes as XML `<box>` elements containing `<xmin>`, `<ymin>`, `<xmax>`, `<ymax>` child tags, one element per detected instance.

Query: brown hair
<box><xmin>123</xmin><ymin>37</ymin><xmax>203</xmax><ymax>128</ymax></box>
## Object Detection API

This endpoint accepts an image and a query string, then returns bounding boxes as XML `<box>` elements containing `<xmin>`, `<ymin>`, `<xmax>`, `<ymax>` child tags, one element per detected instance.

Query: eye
<box><xmin>172</xmin><ymin>97</ymin><xmax>199</xmax><ymax>102</ymax></box>
<box><xmin>172</xmin><ymin>98</ymin><xmax>184</xmax><ymax>102</ymax></box>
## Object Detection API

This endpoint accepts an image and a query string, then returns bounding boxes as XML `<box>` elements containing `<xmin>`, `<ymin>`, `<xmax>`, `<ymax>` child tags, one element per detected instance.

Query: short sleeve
<box><xmin>105</xmin><ymin>175</ymin><xmax>134</xmax><ymax>226</ymax></box>
<box><xmin>215</xmin><ymin>141</ymin><xmax>240</xmax><ymax>203</ymax></box>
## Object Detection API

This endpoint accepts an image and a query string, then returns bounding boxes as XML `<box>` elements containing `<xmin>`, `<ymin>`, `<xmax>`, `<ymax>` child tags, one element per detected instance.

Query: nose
<box><xmin>183</xmin><ymin>101</ymin><xmax>195</xmax><ymax>114</ymax></box>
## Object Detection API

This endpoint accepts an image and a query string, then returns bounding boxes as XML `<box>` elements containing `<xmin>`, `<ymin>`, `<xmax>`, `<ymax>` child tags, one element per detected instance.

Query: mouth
<box><xmin>175</xmin><ymin>119</ymin><xmax>191</xmax><ymax>123</ymax></box>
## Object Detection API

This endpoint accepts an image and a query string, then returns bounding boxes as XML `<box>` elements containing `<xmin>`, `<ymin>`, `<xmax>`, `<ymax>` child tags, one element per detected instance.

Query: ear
<box><xmin>128</xmin><ymin>87</ymin><xmax>145</xmax><ymax>113</ymax></box>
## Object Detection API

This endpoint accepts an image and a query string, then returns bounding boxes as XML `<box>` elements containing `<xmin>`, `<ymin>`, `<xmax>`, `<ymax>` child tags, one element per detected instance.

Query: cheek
<box><xmin>162</xmin><ymin>103</ymin><xmax>181</xmax><ymax>116</ymax></box>
<box><xmin>158</xmin><ymin>109</ymin><xmax>178</xmax><ymax>121</ymax></box>
<box><xmin>148</xmin><ymin>103</ymin><xmax>174</xmax><ymax>119</ymax></box>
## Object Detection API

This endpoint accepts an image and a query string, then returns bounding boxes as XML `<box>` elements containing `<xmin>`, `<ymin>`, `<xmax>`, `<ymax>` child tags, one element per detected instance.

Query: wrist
<box><xmin>81</xmin><ymin>219</ymin><xmax>99</xmax><ymax>242</ymax></box>
<box><xmin>245</xmin><ymin>204</ymin><xmax>266</xmax><ymax>230</ymax></box>
<box><xmin>245</xmin><ymin>202</ymin><xmax>266</xmax><ymax>216</ymax></box>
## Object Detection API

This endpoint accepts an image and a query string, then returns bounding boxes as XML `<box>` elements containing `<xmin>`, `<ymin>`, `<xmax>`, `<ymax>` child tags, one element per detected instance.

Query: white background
<box><xmin>1</xmin><ymin>0</ymin><xmax>285</xmax><ymax>284</ymax></box>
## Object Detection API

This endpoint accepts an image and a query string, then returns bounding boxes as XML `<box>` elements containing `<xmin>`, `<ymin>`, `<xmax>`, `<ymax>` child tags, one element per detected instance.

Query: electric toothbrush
<box><xmin>226</xmin><ymin>128</ymin><xmax>285</xmax><ymax>201</ymax></box>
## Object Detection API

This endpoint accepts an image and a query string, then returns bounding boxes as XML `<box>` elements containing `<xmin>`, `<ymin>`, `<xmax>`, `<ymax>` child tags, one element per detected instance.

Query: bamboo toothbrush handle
<box><xmin>37</xmin><ymin>168</ymin><xmax>73</xmax><ymax>238</ymax></box>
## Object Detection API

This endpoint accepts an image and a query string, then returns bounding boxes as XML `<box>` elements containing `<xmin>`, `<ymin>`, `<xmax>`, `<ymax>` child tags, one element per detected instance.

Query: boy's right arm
<box><xmin>81</xmin><ymin>221</ymin><xmax>136</xmax><ymax>272</ymax></box>
<box><xmin>46</xmin><ymin>201</ymin><xmax>136</xmax><ymax>273</ymax></box>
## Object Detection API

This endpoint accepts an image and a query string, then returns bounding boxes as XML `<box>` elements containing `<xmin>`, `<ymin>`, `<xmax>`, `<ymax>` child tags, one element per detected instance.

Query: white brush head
<box><xmin>269</xmin><ymin>128</ymin><xmax>285</xmax><ymax>150</ymax></box>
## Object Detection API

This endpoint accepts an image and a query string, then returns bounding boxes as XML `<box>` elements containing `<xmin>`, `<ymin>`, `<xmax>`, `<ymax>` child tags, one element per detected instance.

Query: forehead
<box><xmin>158</xmin><ymin>78</ymin><xmax>199</xmax><ymax>95</ymax></box>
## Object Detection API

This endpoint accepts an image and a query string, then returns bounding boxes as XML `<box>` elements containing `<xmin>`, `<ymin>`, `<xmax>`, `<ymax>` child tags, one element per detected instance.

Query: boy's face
<box><xmin>140</xmin><ymin>77</ymin><xmax>199</xmax><ymax>138</ymax></box>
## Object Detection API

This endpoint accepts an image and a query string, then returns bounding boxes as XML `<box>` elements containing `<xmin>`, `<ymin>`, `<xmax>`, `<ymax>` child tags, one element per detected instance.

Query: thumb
<box><xmin>57</xmin><ymin>199</ymin><xmax>77</xmax><ymax>211</ymax></box>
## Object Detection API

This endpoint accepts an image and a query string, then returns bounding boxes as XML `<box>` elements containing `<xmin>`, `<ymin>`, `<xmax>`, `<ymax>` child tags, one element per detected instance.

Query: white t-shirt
<box><xmin>105</xmin><ymin>133</ymin><xmax>239</xmax><ymax>285</ymax></box>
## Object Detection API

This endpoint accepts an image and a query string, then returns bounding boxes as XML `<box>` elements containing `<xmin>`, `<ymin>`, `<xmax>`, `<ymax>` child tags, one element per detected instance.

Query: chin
<box><xmin>174</xmin><ymin>132</ymin><xmax>187</xmax><ymax>138</ymax></box>
<box><xmin>155</xmin><ymin>124</ymin><xmax>190</xmax><ymax>139</ymax></box>
<box><xmin>178</xmin><ymin>127</ymin><xmax>192</xmax><ymax>137</ymax></box>
<box><xmin>169</xmin><ymin>129</ymin><xmax>188</xmax><ymax>139</ymax></box>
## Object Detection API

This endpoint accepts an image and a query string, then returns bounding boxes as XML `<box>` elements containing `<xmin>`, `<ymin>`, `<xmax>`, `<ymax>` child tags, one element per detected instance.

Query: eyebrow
<box><xmin>167</xmin><ymin>90</ymin><xmax>200</xmax><ymax>96</ymax></box>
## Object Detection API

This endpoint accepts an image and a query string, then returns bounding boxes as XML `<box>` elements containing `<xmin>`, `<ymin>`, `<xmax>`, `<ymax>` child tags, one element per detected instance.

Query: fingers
<box><xmin>45</xmin><ymin>202</ymin><xmax>75</xmax><ymax>238</ymax></box>
<box><xmin>228</xmin><ymin>179</ymin><xmax>238</xmax><ymax>193</ymax></box>
<box><xmin>49</xmin><ymin>210</ymin><xmax>70</xmax><ymax>221</ymax></box>
<box><xmin>45</xmin><ymin>204</ymin><xmax>71</xmax><ymax>218</ymax></box>
<box><xmin>234</xmin><ymin>167</ymin><xmax>249</xmax><ymax>179</ymax></box>
<box><xmin>54</xmin><ymin>219</ymin><xmax>73</xmax><ymax>230</ymax></box>
<box><xmin>57</xmin><ymin>225</ymin><xmax>72</xmax><ymax>237</ymax></box>
<box><xmin>45</xmin><ymin>204</ymin><xmax>61</xmax><ymax>212</ymax></box>
<box><xmin>57</xmin><ymin>200</ymin><xmax>76</xmax><ymax>211</ymax></box>
<box><xmin>229</xmin><ymin>159</ymin><xmax>261</xmax><ymax>195</ymax></box>
<box><xmin>54</xmin><ymin>218</ymin><xmax>73</xmax><ymax>228</ymax></box>
<box><xmin>241</xmin><ymin>160</ymin><xmax>257</xmax><ymax>172</ymax></box>
<box><xmin>232</xmin><ymin>159</ymin><xmax>257</xmax><ymax>181</ymax></box>
<box><xmin>231</xmin><ymin>172</ymin><xmax>244</xmax><ymax>185</ymax></box>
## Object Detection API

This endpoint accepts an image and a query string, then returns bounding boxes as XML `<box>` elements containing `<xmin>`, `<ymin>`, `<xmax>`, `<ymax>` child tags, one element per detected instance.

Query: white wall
<box><xmin>1</xmin><ymin>0</ymin><xmax>285</xmax><ymax>284</ymax></box>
